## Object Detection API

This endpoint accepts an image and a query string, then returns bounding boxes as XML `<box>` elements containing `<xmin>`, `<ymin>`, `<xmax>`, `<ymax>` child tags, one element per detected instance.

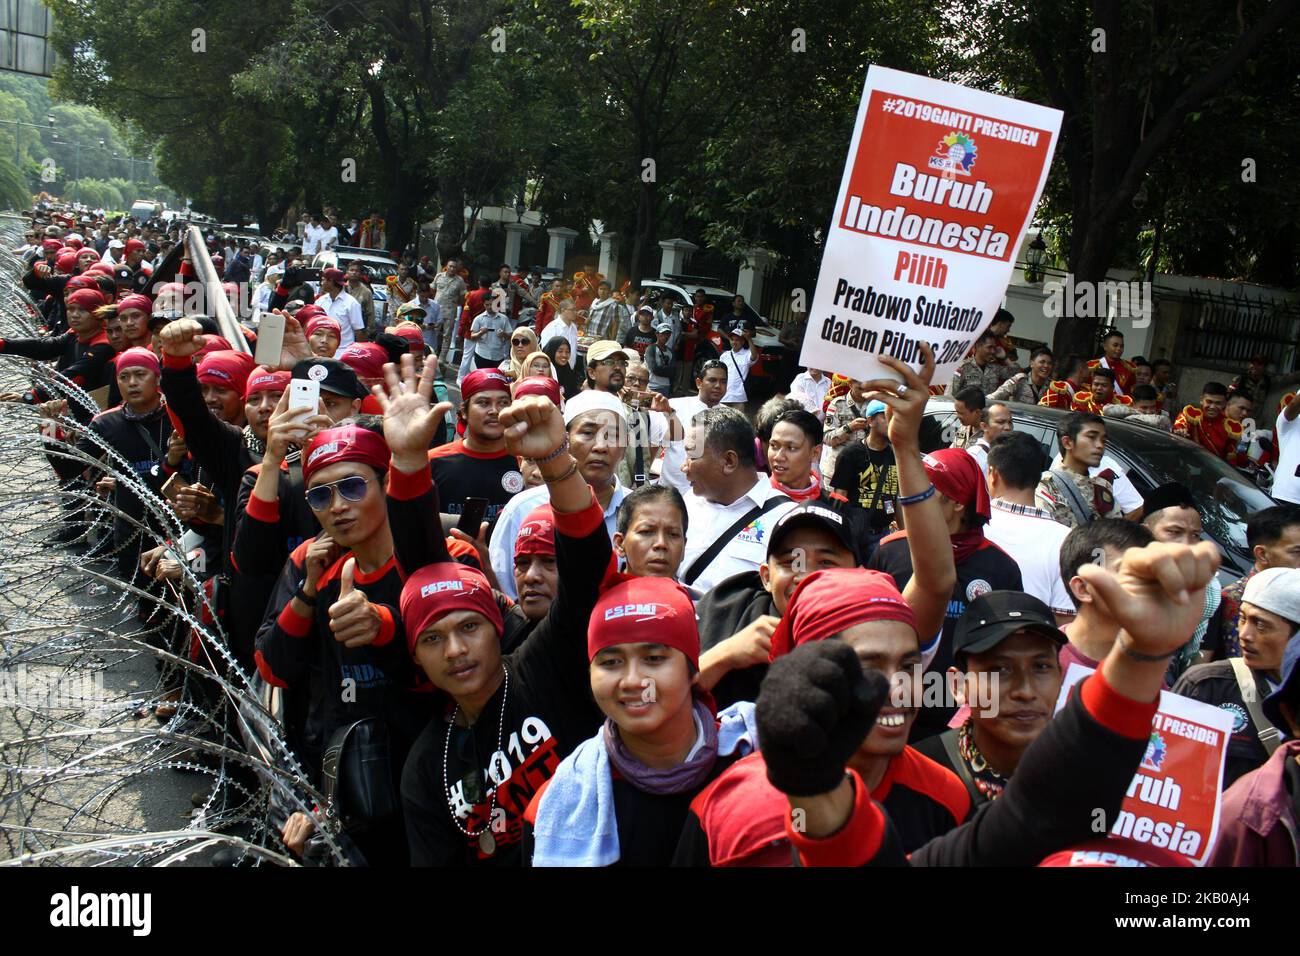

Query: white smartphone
<box><xmin>254</xmin><ymin>310</ymin><xmax>286</xmax><ymax>366</ymax></box>
<box><xmin>288</xmin><ymin>379</ymin><xmax>320</xmax><ymax>412</ymax></box>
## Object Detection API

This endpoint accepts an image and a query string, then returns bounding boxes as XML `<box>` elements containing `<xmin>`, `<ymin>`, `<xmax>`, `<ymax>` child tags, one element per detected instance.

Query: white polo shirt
<box><xmin>680</xmin><ymin>476</ymin><xmax>796</xmax><ymax>593</ymax></box>
<box><xmin>489</xmin><ymin>477</ymin><xmax>629</xmax><ymax>600</ymax></box>
<box><xmin>985</xmin><ymin>498</ymin><xmax>1075</xmax><ymax>615</ymax></box>
<box><xmin>315</xmin><ymin>289</ymin><xmax>365</xmax><ymax>348</ymax></box>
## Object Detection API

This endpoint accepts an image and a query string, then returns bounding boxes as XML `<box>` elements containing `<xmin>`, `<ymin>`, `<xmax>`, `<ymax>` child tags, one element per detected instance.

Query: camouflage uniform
<box><xmin>1033</xmin><ymin>466</ymin><xmax>1118</xmax><ymax>529</ymax></box>
<box><xmin>948</xmin><ymin>359</ymin><xmax>1006</xmax><ymax>398</ymax></box>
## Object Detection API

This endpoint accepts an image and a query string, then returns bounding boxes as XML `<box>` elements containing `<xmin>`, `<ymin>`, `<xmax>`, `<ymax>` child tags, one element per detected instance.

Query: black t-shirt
<box><xmin>398</xmin><ymin>504</ymin><xmax>611</xmax><ymax>866</ymax></box>
<box><xmin>867</xmin><ymin>533</ymin><xmax>1023</xmax><ymax>741</ymax></box>
<box><xmin>428</xmin><ymin>440</ymin><xmax>524</xmax><ymax>523</ymax></box>
<box><xmin>620</xmin><ymin>324</ymin><xmax>658</xmax><ymax>357</ymax></box>
<box><xmin>831</xmin><ymin>442</ymin><xmax>899</xmax><ymax>531</ymax></box>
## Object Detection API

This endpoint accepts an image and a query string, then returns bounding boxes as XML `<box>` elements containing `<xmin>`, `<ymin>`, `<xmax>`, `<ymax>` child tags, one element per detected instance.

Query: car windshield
<box><xmin>1115</xmin><ymin>439</ymin><xmax>1274</xmax><ymax>555</ymax></box>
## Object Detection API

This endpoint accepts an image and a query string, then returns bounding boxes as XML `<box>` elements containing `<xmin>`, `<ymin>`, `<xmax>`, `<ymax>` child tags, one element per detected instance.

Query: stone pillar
<box><xmin>546</xmin><ymin>226</ymin><xmax>579</xmax><ymax>271</ymax></box>
<box><xmin>657</xmin><ymin>238</ymin><xmax>698</xmax><ymax>279</ymax></box>
<box><xmin>736</xmin><ymin>247</ymin><xmax>778</xmax><ymax>307</ymax></box>
<box><xmin>597</xmin><ymin>231</ymin><xmax>619</xmax><ymax>282</ymax></box>
<box><xmin>503</xmin><ymin>222</ymin><xmax>531</xmax><ymax>269</ymax></box>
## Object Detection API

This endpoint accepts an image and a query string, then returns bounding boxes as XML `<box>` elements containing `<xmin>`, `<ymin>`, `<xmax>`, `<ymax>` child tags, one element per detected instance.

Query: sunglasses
<box><xmin>511</xmin><ymin>337</ymin><xmax>531</xmax><ymax>345</ymax></box>
<box><xmin>305</xmin><ymin>475</ymin><xmax>373</xmax><ymax>511</ymax></box>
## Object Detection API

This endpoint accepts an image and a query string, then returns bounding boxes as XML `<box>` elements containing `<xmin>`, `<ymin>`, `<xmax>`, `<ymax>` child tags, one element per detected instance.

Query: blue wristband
<box><xmin>897</xmin><ymin>484</ymin><xmax>936</xmax><ymax>506</ymax></box>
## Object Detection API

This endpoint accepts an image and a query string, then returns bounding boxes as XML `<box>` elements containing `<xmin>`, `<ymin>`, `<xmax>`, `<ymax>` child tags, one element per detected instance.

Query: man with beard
<box><xmin>1173</xmin><ymin>568</ymin><xmax>1300</xmax><ymax>789</ymax></box>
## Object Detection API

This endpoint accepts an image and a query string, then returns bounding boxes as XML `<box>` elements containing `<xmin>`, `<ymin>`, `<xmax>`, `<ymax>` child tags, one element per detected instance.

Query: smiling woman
<box><xmin>523</xmin><ymin>576</ymin><xmax>764</xmax><ymax>867</ymax></box>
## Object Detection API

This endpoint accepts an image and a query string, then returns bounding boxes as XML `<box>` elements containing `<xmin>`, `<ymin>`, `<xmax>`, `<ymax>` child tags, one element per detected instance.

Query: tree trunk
<box><xmin>627</xmin><ymin>178</ymin><xmax>658</xmax><ymax>285</ymax></box>
<box><xmin>436</xmin><ymin>178</ymin><xmax>466</xmax><ymax>262</ymax></box>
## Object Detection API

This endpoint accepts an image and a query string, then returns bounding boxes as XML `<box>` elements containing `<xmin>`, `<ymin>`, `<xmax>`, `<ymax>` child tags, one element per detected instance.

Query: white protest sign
<box><xmin>1055</xmin><ymin>663</ymin><xmax>1232</xmax><ymax>866</ymax></box>
<box><xmin>800</xmin><ymin>66</ymin><xmax>1062</xmax><ymax>386</ymax></box>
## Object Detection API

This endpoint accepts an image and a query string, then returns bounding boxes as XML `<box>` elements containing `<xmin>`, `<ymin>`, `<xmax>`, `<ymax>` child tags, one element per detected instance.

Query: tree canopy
<box><xmin>31</xmin><ymin>0</ymin><xmax>1298</xmax><ymax>300</ymax></box>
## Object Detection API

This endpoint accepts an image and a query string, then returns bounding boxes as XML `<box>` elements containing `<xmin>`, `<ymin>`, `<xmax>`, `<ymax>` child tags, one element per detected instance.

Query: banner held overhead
<box><xmin>800</xmin><ymin>66</ymin><xmax>1063</xmax><ymax>386</ymax></box>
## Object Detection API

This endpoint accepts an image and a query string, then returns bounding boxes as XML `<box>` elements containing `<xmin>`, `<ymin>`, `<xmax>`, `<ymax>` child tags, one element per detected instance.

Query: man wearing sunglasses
<box><xmin>257</xmin><ymin>421</ymin><xmax>429</xmax><ymax>866</ymax></box>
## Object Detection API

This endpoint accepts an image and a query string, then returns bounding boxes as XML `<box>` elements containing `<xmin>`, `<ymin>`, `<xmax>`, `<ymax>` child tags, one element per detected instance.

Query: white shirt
<box><xmin>720</xmin><ymin>348</ymin><xmax>752</xmax><ymax>403</ymax></box>
<box><xmin>1051</xmin><ymin>451</ymin><xmax>1142</xmax><ymax>515</ymax></box>
<box><xmin>320</xmin><ymin>226</ymin><xmax>339</xmax><ymax>251</ymax></box>
<box><xmin>315</xmin><ymin>289</ymin><xmax>365</xmax><ymax>348</ymax></box>
<box><xmin>302</xmin><ymin>224</ymin><xmax>322</xmax><ymax>255</ymax></box>
<box><xmin>985</xmin><ymin>499</ymin><xmax>1075</xmax><ymax>615</ymax></box>
<box><xmin>660</xmin><ymin>395</ymin><xmax>714</xmax><ymax>495</ymax></box>
<box><xmin>1273</xmin><ymin>409</ymin><xmax>1300</xmax><ymax>505</ymax></box>
<box><xmin>680</xmin><ymin>476</ymin><xmax>796</xmax><ymax>593</ymax></box>
<box><xmin>789</xmin><ymin>371</ymin><xmax>831</xmax><ymax>419</ymax></box>
<box><xmin>539</xmin><ymin>317</ymin><xmax>579</xmax><ymax>360</ymax></box>
<box><xmin>489</xmin><ymin>478</ymin><xmax>630</xmax><ymax>600</ymax></box>
<box><xmin>967</xmin><ymin>438</ymin><xmax>991</xmax><ymax>479</ymax></box>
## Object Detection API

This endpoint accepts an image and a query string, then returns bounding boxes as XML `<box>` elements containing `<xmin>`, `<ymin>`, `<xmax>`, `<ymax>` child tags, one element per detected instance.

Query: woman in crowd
<box><xmin>500</xmin><ymin>326</ymin><xmax>539</xmax><ymax>382</ymax></box>
<box><xmin>613</xmin><ymin>484</ymin><xmax>687</xmax><ymax>580</ymax></box>
<box><xmin>522</xmin><ymin>576</ymin><xmax>759</xmax><ymax>866</ymax></box>
<box><xmin>542</xmin><ymin>336</ymin><xmax>583</xmax><ymax>400</ymax></box>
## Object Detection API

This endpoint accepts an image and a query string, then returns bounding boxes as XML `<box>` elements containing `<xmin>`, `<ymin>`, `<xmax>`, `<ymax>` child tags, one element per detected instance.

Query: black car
<box><xmin>923</xmin><ymin>398</ymin><xmax>1276</xmax><ymax>580</ymax></box>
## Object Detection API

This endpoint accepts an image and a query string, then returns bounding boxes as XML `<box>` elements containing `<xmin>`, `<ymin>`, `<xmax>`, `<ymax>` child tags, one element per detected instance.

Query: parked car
<box><xmin>641</xmin><ymin>277</ymin><xmax>786</xmax><ymax>399</ymax></box>
<box><xmin>923</xmin><ymin>397</ymin><xmax>1276</xmax><ymax>581</ymax></box>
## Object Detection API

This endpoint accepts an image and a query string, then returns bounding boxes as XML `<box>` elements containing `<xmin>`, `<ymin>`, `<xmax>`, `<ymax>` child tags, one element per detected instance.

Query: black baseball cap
<box><xmin>291</xmin><ymin>357</ymin><xmax>368</xmax><ymax>399</ymax></box>
<box><xmin>766</xmin><ymin>503</ymin><xmax>859</xmax><ymax>564</ymax></box>
<box><xmin>954</xmin><ymin>591</ymin><xmax>1064</xmax><ymax>662</ymax></box>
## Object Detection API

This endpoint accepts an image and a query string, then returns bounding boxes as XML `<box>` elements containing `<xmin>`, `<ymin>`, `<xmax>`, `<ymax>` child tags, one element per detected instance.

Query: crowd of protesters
<box><xmin>4</xmin><ymin>202</ymin><xmax>1300</xmax><ymax>869</ymax></box>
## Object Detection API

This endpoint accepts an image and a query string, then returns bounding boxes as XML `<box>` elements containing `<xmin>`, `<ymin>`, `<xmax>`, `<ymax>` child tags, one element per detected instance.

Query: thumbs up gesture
<box><xmin>328</xmin><ymin>557</ymin><xmax>382</xmax><ymax>647</ymax></box>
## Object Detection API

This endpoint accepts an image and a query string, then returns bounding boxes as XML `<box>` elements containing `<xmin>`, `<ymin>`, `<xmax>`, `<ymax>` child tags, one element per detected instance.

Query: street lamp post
<box><xmin>2</xmin><ymin>115</ymin><xmax>58</xmax><ymax>162</ymax></box>
<box><xmin>1024</xmin><ymin>234</ymin><xmax>1047</xmax><ymax>284</ymax></box>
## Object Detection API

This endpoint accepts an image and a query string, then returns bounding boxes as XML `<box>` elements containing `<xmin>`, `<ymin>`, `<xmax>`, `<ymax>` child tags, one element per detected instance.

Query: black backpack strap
<box><xmin>682</xmin><ymin>495</ymin><xmax>790</xmax><ymax>586</ymax></box>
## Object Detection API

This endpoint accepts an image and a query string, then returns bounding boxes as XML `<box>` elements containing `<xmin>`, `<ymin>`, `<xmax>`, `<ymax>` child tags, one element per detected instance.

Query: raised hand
<box><xmin>373</xmin><ymin>353</ymin><xmax>454</xmax><ymax>472</ymax></box>
<box><xmin>756</xmin><ymin>641</ymin><xmax>890</xmax><ymax>797</ymax></box>
<box><xmin>159</xmin><ymin>317</ymin><xmax>206</xmax><ymax>359</ymax></box>
<box><xmin>858</xmin><ymin>340</ymin><xmax>936</xmax><ymax>450</ymax></box>
<box><xmin>276</xmin><ymin>310</ymin><xmax>313</xmax><ymax>369</ymax></box>
<box><xmin>328</xmin><ymin>557</ymin><xmax>383</xmax><ymax>648</ymax></box>
<box><xmin>264</xmin><ymin>389</ymin><xmax>331</xmax><ymax>463</ymax></box>
<box><xmin>1077</xmin><ymin>540</ymin><xmax>1220</xmax><ymax>660</ymax></box>
<box><xmin>302</xmin><ymin>533</ymin><xmax>339</xmax><ymax>599</ymax></box>
<box><xmin>497</xmin><ymin>394</ymin><xmax>566</xmax><ymax>462</ymax></box>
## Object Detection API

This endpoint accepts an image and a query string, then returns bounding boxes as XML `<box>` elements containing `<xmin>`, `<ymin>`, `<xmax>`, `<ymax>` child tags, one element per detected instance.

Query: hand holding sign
<box><xmin>858</xmin><ymin>341</ymin><xmax>935</xmax><ymax>451</ymax></box>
